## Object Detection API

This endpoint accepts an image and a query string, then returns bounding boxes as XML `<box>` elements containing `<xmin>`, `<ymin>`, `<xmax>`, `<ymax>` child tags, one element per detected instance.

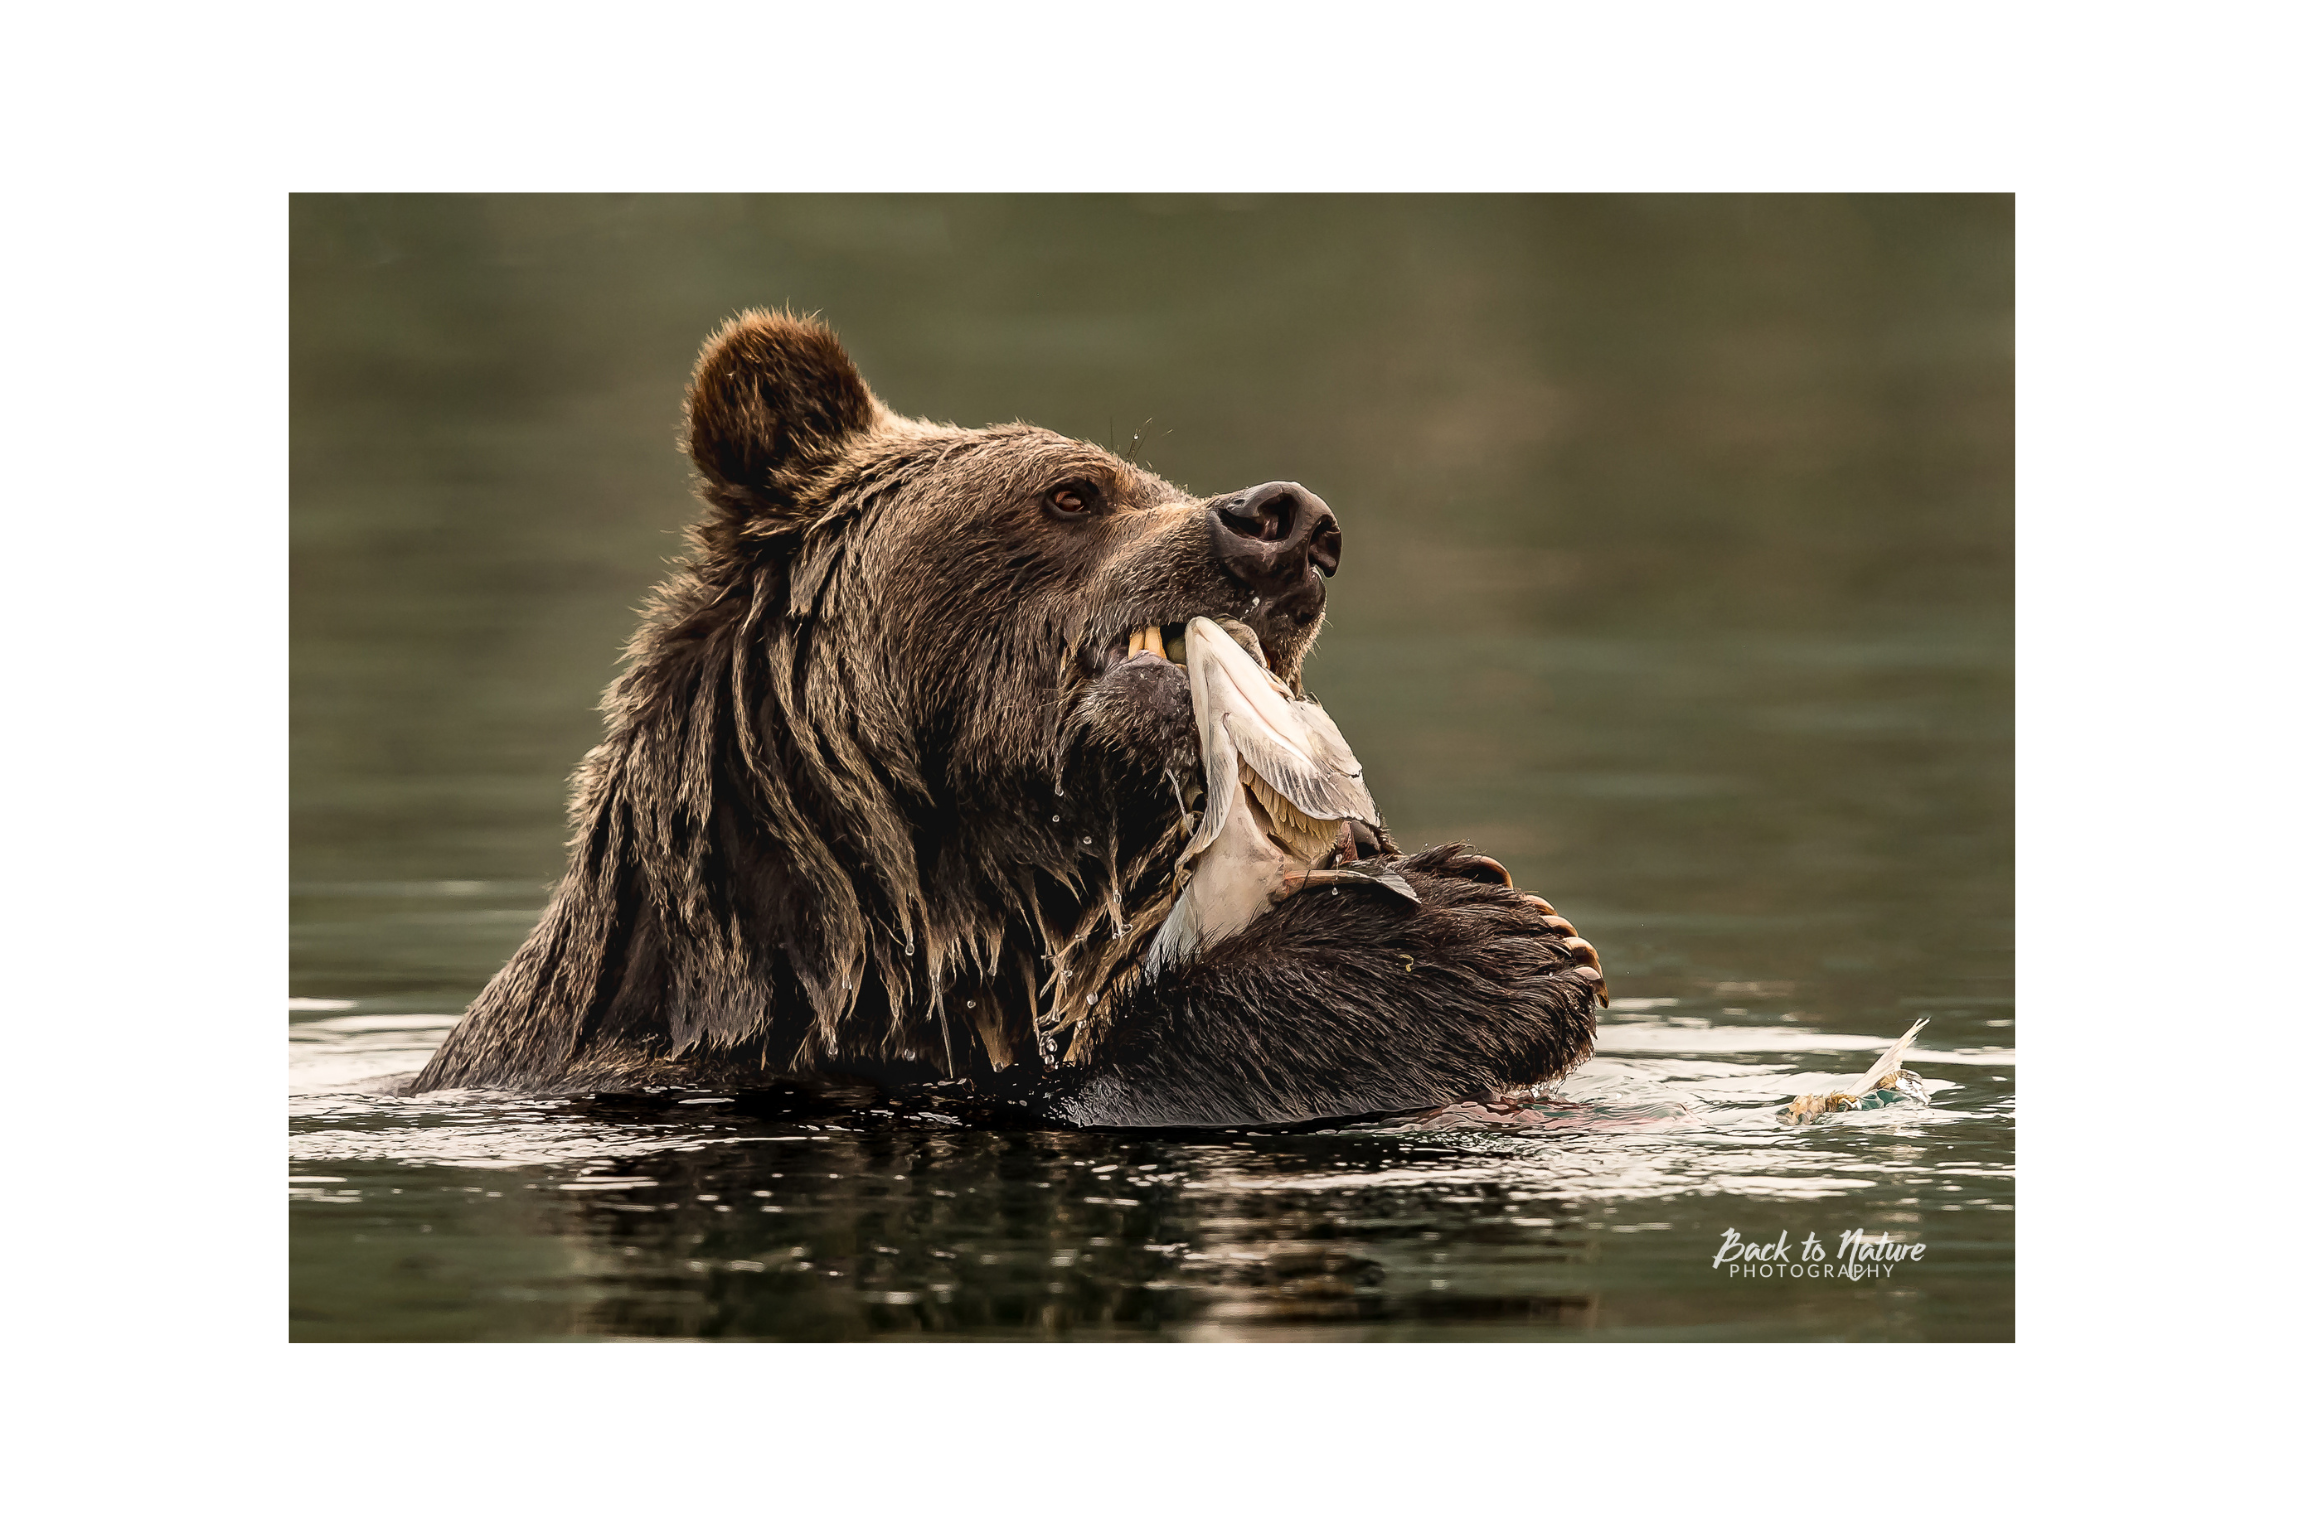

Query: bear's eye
<box><xmin>1043</xmin><ymin>482</ymin><xmax>1102</xmax><ymax>520</ymax></box>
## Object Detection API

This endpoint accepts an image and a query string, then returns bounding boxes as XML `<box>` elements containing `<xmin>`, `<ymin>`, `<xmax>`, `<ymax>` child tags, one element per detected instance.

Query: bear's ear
<box><xmin>683</xmin><ymin>310</ymin><xmax>880</xmax><ymax>499</ymax></box>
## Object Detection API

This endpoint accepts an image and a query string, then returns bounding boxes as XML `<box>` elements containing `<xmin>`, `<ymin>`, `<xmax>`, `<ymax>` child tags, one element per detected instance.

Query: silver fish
<box><xmin>1144</xmin><ymin>617</ymin><xmax>1408</xmax><ymax>977</ymax></box>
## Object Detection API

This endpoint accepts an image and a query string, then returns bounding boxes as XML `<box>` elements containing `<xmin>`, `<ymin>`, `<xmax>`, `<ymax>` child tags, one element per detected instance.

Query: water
<box><xmin>291</xmin><ymin>194</ymin><xmax>2012</xmax><ymax>1340</ymax></box>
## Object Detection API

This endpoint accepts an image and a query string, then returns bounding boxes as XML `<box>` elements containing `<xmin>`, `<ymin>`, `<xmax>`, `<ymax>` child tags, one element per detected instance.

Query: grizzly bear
<box><xmin>410</xmin><ymin>311</ymin><xmax>1607</xmax><ymax>1126</ymax></box>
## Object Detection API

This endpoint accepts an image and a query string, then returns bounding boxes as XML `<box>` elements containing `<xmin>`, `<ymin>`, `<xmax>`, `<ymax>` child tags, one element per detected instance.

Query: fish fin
<box><xmin>1858</xmin><ymin>1018</ymin><xmax>1927</xmax><ymax>1092</ymax></box>
<box><xmin>1283</xmin><ymin>867</ymin><xmax>1422</xmax><ymax>904</ymax></box>
<box><xmin>1230</xmin><ymin>714</ymin><xmax>1379</xmax><ymax>824</ymax></box>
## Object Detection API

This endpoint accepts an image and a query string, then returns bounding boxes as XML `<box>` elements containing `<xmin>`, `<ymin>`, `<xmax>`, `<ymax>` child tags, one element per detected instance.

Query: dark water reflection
<box><xmin>290</xmin><ymin>1073</ymin><xmax>2012</xmax><ymax>1342</ymax></box>
<box><xmin>291</xmin><ymin>194</ymin><xmax>2012</xmax><ymax>1341</ymax></box>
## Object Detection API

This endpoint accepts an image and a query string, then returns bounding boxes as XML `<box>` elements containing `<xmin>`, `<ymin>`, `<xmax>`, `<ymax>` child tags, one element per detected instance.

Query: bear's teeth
<box><xmin>1126</xmin><ymin>624</ymin><xmax>1164</xmax><ymax>659</ymax></box>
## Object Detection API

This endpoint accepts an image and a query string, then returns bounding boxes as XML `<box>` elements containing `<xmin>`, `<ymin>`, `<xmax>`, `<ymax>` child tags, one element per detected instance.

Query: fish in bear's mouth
<box><xmin>1120</xmin><ymin>616</ymin><xmax>1418</xmax><ymax>976</ymax></box>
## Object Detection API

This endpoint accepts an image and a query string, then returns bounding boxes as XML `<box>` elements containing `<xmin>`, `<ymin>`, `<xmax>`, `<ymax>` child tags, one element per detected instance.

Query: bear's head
<box><xmin>579</xmin><ymin>311</ymin><xmax>1358</xmax><ymax>1081</ymax></box>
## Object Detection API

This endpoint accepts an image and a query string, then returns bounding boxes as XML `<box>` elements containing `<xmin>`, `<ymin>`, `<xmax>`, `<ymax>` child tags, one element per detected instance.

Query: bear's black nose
<box><xmin>1205</xmin><ymin>482</ymin><xmax>1342</xmax><ymax>621</ymax></box>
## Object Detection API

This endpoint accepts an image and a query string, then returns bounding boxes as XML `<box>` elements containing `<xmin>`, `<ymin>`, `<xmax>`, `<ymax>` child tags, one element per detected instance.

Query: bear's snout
<box><xmin>1205</xmin><ymin>481</ymin><xmax>1340</xmax><ymax>636</ymax></box>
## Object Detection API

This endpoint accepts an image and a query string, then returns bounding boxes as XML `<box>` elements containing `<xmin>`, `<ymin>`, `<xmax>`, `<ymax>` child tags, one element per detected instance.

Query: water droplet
<box><xmin>905</xmin><ymin>940</ymin><xmax>914</xmax><ymax>957</ymax></box>
<box><xmin>1052</xmin><ymin>814</ymin><xmax>1062</xmax><ymax>824</ymax></box>
<box><xmin>1088</xmin><ymin>994</ymin><xmax>1098</xmax><ymax>1006</ymax></box>
<box><xmin>965</xmin><ymin>999</ymin><xmax>976</xmax><ymax>1010</ymax></box>
<box><xmin>1055</xmin><ymin>786</ymin><xmax>1065</xmax><ymax>797</ymax></box>
<box><xmin>1081</xmin><ymin>836</ymin><xmax>1092</xmax><ymax>847</ymax></box>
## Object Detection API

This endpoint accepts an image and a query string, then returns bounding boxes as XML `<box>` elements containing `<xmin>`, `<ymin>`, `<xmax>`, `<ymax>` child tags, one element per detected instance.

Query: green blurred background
<box><xmin>291</xmin><ymin>194</ymin><xmax>2011</xmax><ymax>1032</ymax></box>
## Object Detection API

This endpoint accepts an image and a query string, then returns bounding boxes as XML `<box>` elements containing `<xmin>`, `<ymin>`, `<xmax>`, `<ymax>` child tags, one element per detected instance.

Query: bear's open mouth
<box><xmin>1087</xmin><ymin>612</ymin><xmax>1355</xmax><ymax>853</ymax></box>
<box><xmin>1094</xmin><ymin>619</ymin><xmax>1193</xmax><ymax>673</ymax></box>
<box><xmin>1075</xmin><ymin>611</ymin><xmax>1401</xmax><ymax>915</ymax></box>
<box><xmin>1100</xmin><ymin>615</ymin><xmax>1278</xmax><ymax>678</ymax></box>
<box><xmin>1123</xmin><ymin>621</ymin><xmax>1191</xmax><ymax>666</ymax></box>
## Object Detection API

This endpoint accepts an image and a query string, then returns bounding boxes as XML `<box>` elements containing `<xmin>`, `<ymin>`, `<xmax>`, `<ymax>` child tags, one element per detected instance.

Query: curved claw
<box><xmin>1557</xmin><ymin>935</ymin><xmax>1608</xmax><ymax>1008</ymax></box>
<box><xmin>1459</xmin><ymin>855</ymin><xmax>1514</xmax><ymax>888</ymax></box>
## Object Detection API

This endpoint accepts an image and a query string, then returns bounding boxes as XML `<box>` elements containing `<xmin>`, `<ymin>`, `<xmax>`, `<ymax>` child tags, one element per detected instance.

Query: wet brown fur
<box><xmin>412</xmin><ymin>312</ymin><xmax>1603</xmax><ymax>1123</ymax></box>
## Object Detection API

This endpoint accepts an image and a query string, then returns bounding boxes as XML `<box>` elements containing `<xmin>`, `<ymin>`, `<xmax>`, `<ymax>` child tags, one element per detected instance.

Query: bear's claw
<box><xmin>1459</xmin><ymin>854</ymin><xmax>1514</xmax><ymax>887</ymax></box>
<box><xmin>1393</xmin><ymin>844</ymin><xmax>1608</xmax><ymax>1008</ymax></box>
